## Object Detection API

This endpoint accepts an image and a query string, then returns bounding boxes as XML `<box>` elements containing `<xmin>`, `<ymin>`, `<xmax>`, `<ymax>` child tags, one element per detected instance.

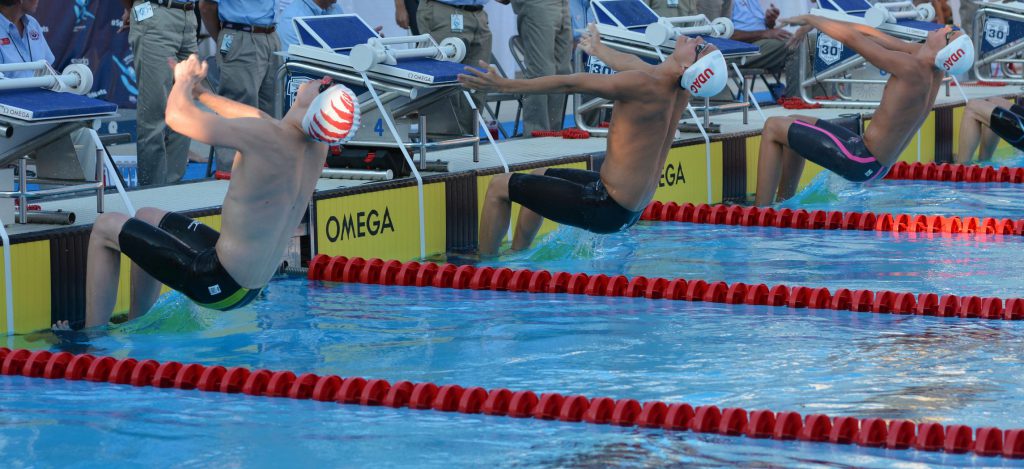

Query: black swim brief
<box><xmin>507</xmin><ymin>168</ymin><xmax>643</xmax><ymax>234</ymax></box>
<box><xmin>118</xmin><ymin>212</ymin><xmax>261</xmax><ymax>311</ymax></box>
<box><xmin>989</xmin><ymin>104</ymin><xmax>1024</xmax><ymax>152</ymax></box>
<box><xmin>787</xmin><ymin>118</ymin><xmax>888</xmax><ymax>183</ymax></box>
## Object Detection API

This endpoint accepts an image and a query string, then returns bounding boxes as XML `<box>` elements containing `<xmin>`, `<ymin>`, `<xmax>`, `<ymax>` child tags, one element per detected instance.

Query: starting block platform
<box><xmin>973</xmin><ymin>0</ymin><xmax>1024</xmax><ymax>84</ymax></box>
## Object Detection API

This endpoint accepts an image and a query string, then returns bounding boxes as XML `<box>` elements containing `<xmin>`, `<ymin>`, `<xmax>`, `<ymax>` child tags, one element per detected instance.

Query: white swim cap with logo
<box><xmin>680</xmin><ymin>49</ymin><xmax>728</xmax><ymax>98</ymax></box>
<box><xmin>302</xmin><ymin>84</ymin><xmax>360</xmax><ymax>145</ymax></box>
<box><xmin>934</xmin><ymin>33</ymin><xmax>974</xmax><ymax>76</ymax></box>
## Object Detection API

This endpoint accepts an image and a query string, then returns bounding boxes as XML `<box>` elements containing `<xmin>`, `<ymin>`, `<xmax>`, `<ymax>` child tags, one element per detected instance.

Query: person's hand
<box><xmin>118</xmin><ymin>8</ymin><xmax>130</xmax><ymax>33</ymax></box>
<box><xmin>763</xmin><ymin>28</ymin><xmax>792</xmax><ymax>41</ymax></box>
<box><xmin>785</xmin><ymin>24</ymin><xmax>812</xmax><ymax>49</ymax></box>
<box><xmin>375</xmin><ymin>25</ymin><xmax>385</xmax><ymax>38</ymax></box>
<box><xmin>170</xmin><ymin>54</ymin><xmax>209</xmax><ymax>87</ymax></box>
<box><xmin>578</xmin><ymin>23</ymin><xmax>602</xmax><ymax>56</ymax></box>
<box><xmin>395</xmin><ymin>6</ymin><xmax>410</xmax><ymax>29</ymax></box>
<box><xmin>458</xmin><ymin>60</ymin><xmax>507</xmax><ymax>92</ymax></box>
<box><xmin>52</xmin><ymin>320</ymin><xmax>72</xmax><ymax>331</ymax></box>
<box><xmin>765</xmin><ymin>4</ymin><xmax>781</xmax><ymax>29</ymax></box>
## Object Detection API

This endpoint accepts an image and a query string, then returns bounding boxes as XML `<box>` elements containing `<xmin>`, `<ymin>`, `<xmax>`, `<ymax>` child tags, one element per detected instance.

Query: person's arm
<box><xmin>199</xmin><ymin>0</ymin><xmax>220</xmax><ymax>40</ymax></box>
<box><xmin>394</xmin><ymin>0</ymin><xmax>410</xmax><ymax>29</ymax></box>
<box><xmin>459</xmin><ymin>61</ymin><xmax>654</xmax><ymax>101</ymax></box>
<box><xmin>195</xmin><ymin>84</ymin><xmax>271</xmax><ymax>119</ymax></box>
<box><xmin>119</xmin><ymin>0</ymin><xmax>133</xmax><ymax>33</ymax></box>
<box><xmin>578</xmin><ymin>23</ymin><xmax>652</xmax><ymax>72</ymax></box>
<box><xmin>166</xmin><ymin>56</ymin><xmax>272</xmax><ymax>150</ymax></box>
<box><xmin>843</xmin><ymin>21</ymin><xmax>920</xmax><ymax>54</ymax></box>
<box><xmin>731</xmin><ymin>28</ymin><xmax>791</xmax><ymax>42</ymax></box>
<box><xmin>784</xmin><ymin>15</ymin><xmax>915</xmax><ymax>74</ymax></box>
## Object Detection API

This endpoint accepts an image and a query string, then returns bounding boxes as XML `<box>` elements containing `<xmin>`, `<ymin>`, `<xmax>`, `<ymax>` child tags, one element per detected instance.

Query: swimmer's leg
<box><xmin>957</xmin><ymin>98</ymin><xmax>1002</xmax><ymax>164</ymax></box>
<box><xmin>128</xmin><ymin>207</ymin><xmax>170</xmax><ymax>320</ymax></box>
<box><xmin>480</xmin><ymin>173</ymin><xmax>515</xmax><ymax>257</ymax></box>
<box><xmin>979</xmin><ymin>127</ymin><xmax>999</xmax><ymax>162</ymax></box>
<box><xmin>84</xmin><ymin>211</ymin><xmax>134</xmax><ymax>329</ymax></box>
<box><xmin>755</xmin><ymin>115</ymin><xmax>814</xmax><ymax>206</ymax></box>
<box><xmin>511</xmin><ymin>168</ymin><xmax>548</xmax><ymax>251</ymax></box>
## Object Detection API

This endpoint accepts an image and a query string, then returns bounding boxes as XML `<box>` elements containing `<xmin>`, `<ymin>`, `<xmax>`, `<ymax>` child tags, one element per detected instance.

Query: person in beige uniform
<box><xmin>404</xmin><ymin>0</ymin><xmax>506</xmax><ymax>136</ymax></box>
<box><xmin>510</xmin><ymin>0</ymin><xmax>573</xmax><ymax>134</ymax></box>
<box><xmin>645</xmin><ymin>0</ymin><xmax>699</xmax><ymax>17</ymax></box>
<box><xmin>121</xmin><ymin>0</ymin><xmax>198</xmax><ymax>186</ymax></box>
<box><xmin>199</xmin><ymin>0</ymin><xmax>281</xmax><ymax>175</ymax></box>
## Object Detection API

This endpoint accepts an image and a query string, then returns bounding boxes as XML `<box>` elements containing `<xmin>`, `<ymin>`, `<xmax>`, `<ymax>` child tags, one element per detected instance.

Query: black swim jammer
<box><xmin>990</xmin><ymin>104</ymin><xmax>1024</xmax><ymax>152</ymax></box>
<box><xmin>507</xmin><ymin>168</ymin><xmax>643</xmax><ymax>234</ymax></box>
<box><xmin>787</xmin><ymin>118</ymin><xmax>888</xmax><ymax>183</ymax></box>
<box><xmin>119</xmin><ymin>212</ymin><xmax>261</xmax><ymax>311</ymax></box>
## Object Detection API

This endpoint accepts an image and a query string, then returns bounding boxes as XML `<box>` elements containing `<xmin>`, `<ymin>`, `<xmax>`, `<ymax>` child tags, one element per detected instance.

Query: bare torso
<box><xmin>215</xmin><ymin>122</ymin><xmax>327</xmax><ymax>288</ymax></box>
<box><xmin>600</xmin><ymin>74</ymin><xmax>690</xmax><ymax>212</ymax></box>
<box><xmin>863</xmin><ymin>65</ymin><xmax>944</xmax><ymax>165</ymax></box>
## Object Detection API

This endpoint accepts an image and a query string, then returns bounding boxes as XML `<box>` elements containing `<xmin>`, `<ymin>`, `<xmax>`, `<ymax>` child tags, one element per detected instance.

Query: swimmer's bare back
<box><xmin>166</xmin><ymin>55</ymin><xmax>329</xmax><ymax>289</ymax></box>
<box><xmin>459</xmin><ymin>31</ymin><xmax>703</xmax><ymax>212</ymax></box>
<box><xmin>781</xmin><ymin>16</ymin><xmax>948</xmax><ymax>165</ymax></box>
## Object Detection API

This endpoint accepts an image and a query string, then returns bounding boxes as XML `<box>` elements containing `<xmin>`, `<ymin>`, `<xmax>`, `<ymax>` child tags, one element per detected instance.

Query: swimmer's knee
<box><xmin>530</xmin><ymin>168</ymin><xmax>547</xmax><ymax>176</ymax></box>
<box><xmin>134</xmin><ymin>207</ymin><xmax>167</xmax><ymax>226</ymax></box>
<box><xmin>92</xmin><ymin>212</ymin><xmax>131</xmax><ymax>246</ymax></box>
<box><xmin>486</xmin><ymin>173</ymin><xmax>512</xmax><ymax>200</ymax></box>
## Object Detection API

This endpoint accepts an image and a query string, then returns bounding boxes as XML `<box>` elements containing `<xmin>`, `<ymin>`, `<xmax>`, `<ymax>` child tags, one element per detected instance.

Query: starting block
<box><xmin>577</xmin><ymin>0</ymin><xmax>761</xmax><ymax>135</ymax></box>
<box><xmin>973</xmin><ymin>1</ymin><xmax>1024</xmax><ymax>84</ymax></box>
<box><xmin>0</xmin><ymin>63</ymin><xmax>126</xmax><ymax>224</ymax></box>
<box><xmin>801</xmin><ymin>0</ymin><xmax>946</xmax><ymax>107</ymax></box>
<box><xmin>282</xmin><ymin>14</ymin><xmax>485</xmax><ymax>172</ymax></box>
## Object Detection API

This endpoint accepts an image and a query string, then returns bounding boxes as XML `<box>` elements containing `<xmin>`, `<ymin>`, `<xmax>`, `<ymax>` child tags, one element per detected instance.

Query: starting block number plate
<box><xmin>985</xmin><ymin>18</ymin><xmax>1009</xmax><ymax>48</ymax></box>
<box><xmin>586</xmin><ymin>55</ymin><xmax>614</xmax><ymax>75</ymax></box>
<box><xmin>817</xmin><ymin>34</ymin><xmax>843</xmax><ymax>66</ymax></box>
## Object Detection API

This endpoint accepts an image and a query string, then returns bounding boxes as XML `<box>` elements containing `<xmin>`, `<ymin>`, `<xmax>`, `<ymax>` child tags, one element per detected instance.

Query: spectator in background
<box><xmin>395</xmin><ymin>0</ymin><xmax>422</xmax><ymax>34</ymax></box>
<box><xmin>0</xmin><ymin>0</ymin><xmax>53</xmax><ymax>77</ymax></box>
<box><xmin>645</xmin><ymin>0</ymin><xmax>698</xmax><ymax>17</ymax></box>
<box><xmin>278</xmin><ymin>0</ymin><xmax>343</xmax><ymax>49</ymax></box>
<box><xmin>400</xmin><ymin>0</ymin><xmax>507</xmax><ymax>137</ymax></box>
<box><xmin>199</xmin><ymin>0</ymin><xmax>280</xmax><ymax>175</ymax></box>
<box><xmin>120</xmin><ymin>0</ymin><xmax>198</xmax><ymax>186</ymax></box>
<box><xmin>569</xmin><ymin>0</ymin><xmax>591</xmax><ymax>40</ymax></box>
<box><xmin>729</xmin><ymin>0</ymin><xmax>806</xmax><ymax>98</ymax></box>
<box><xmin>697</xmin><ymin>0</ymin><xmax>731</xmax><ymax>22</ymax></box>
<box><xmin>510</xmin><ymin>0</ymin><xmax>573</xmax><ymax>134</ymax></box>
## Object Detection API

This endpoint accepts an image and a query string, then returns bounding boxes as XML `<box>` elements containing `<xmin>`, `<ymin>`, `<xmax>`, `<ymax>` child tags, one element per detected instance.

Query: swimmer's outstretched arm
<box><xmin>782</xmin><ymin>15</ymin><xmax>913</xmax><ymax>76</ymax></box>
<box><xmin>166</xmin><ymin>55</ymin><xmax>277</xmax><ymax>151</ymax></box>
<box><xmin>579</xmin><ymin>23</ymin><xmax>652</xmax><ymax>73</ymax></box>
<box><xmin>194</xmin><ymin>85</ymin><xmax>272</xmax><ymax>120</ymax></box>
<box><xmin>782</xmin><ymin>16</ymin><xmax>918</xmax><ymax>54</ymax></box>
<box><xmin>459</xmin><ymin>60</ymin><xmax>653</xmax><ymax>101</ymax></box>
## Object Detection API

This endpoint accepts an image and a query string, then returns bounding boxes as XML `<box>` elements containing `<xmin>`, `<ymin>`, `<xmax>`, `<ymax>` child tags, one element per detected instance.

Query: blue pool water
<box><xmin>489</xmin><ymin>222</ymin><xmax>1024</xmax><ymax>298</ymax></box>
<box><xmin>781</xmin><ymin>153</ymin><xmax>1024</xmax><ymax>218</ymax></box>
<box><xmin>3</xmin><ymin>280</ymin><xmax>1024</xmax><ymax>466</ymax></box>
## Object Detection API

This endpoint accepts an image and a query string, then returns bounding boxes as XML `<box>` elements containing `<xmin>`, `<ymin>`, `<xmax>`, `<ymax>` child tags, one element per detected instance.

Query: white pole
<box><xmin>686</xmin><ymin>104</ymin><xmax>713</xmax><ymax>204</ymax></box>
<box><xmin>360</xmin><ymin>72</ymin><xmax>426</xmax><ymax>259</ymax></box>
<box><xmin>0</xmin><ymin>220</ymin><xmax>12</xmax><ymax>336</ymax></box>
<box><xmin>89</xmin><ymin>129</ymin><xmax>136</xmax><ymax>216</ymax></box>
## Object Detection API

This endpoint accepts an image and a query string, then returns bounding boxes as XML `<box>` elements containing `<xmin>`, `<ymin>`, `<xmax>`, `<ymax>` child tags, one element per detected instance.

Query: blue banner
<box><xmin>37</xmin><ymin>0</ymin><xmax>137</xmax><ymax>108</ymax></box>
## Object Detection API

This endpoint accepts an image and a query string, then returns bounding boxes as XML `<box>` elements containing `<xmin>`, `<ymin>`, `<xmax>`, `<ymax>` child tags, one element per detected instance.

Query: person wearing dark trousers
<box><xmin>121</xmin><ymin>0</ymin><xmax>198</xmax><ymax>186</ymax></box>
<box><xmin>396</xmin><ymin>0</ymin><xmax>421</xmax><ymax>34</ymax></box>
<box><xmin>199</xmin><ymin>0</ymin><xmax>280</xmax><ymax>175</ymax></box>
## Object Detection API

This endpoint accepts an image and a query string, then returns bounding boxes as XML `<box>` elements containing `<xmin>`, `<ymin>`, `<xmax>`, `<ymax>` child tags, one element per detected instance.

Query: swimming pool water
<box><xmin>487</xmin><ymin>222</ymin><xmax>1024</xmax><ymax>298</ymax></box>
<box><xmin>3</xmin><ymin>279</ymin><xmax>1024</xmax><ymax>466</ymax></box>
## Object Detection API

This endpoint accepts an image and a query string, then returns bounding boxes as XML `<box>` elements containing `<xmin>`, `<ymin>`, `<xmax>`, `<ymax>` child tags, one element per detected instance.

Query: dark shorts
<box><xmin>507</xmin><ymin>168</ymin><xmax>643</xmax><ymax>234</ymax></box>
<box><xmin>118</xmin><ymin>212</ymin><xmax>261</xmax><ymax>311</ymax></box>
<box><xmin>990</xmin><ymin>104</ymin><xmax>1024</xmax><ymax>152</ymax></box>
<box><xmin>787</xmin><ymin>118</ymin><xmax>888</xmax><ymax>183</ymax></box>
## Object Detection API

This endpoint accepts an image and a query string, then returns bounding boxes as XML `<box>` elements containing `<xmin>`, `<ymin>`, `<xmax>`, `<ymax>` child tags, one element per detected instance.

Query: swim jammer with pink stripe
<box><xmin>787</xmin><ymin>118</ymin><xmax>888</xmax><ymax>182</ymax></box>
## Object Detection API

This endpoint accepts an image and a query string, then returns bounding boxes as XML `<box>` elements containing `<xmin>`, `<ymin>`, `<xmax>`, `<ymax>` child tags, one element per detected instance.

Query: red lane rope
<box><xmin>2</xmin><ymin>346</ymin><xmax>1020</xmax><ymax>458</ymax></box>
<box><xmin>885</xmin><ymin>162</ymin><xmax>1024</xmax><ymax>184</ymax></box>
<box><xmin>305</xmin><ymin>255</ymin><xmax>1024</xmax><ymax>321</ymax></box>
<box><xmin>640</xmin><ymin>202</ymin><xmax>1024</xmax><ymax>237</ymax></box>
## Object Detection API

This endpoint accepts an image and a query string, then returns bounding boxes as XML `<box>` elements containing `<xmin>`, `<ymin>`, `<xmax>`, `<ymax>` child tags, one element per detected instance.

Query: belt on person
<box><xmin>429</xmin><ymin>0</ymin><xmax>484</xmax><ymax>12</ymax></box>
<box><xmin>151</xmin><ymin>0</ymin><xmax>196</xmax><ymax>10</ymax></box>
<box><xmin>220</xmin><ymin>21</ymin><xmax>276</xmax><ymax>34</ymax></box>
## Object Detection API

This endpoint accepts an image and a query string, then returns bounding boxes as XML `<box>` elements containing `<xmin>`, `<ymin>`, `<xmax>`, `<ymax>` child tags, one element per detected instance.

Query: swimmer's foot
<box><xmin>51</xmin><ymin>320</ymin><xmax>72</xmax><ymax>331</ymax></box>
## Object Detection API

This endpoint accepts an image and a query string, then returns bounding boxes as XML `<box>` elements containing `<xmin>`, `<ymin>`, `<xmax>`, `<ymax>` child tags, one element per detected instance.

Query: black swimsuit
<box><xmin>989</xmin><ymin>104</ymin><xmax>1024</xmax><ymax>152</ymax></box>
<box><xmin>507</xmin><ymin>168</ymin><xmax>643</xmax><ymax>235</ymax></box>
<box><xmin>118</xmin><ymin>212</ymin><xmax>261</xmax><ymax>311</ymax></box>
<box><xmin>787</xmin><ymin>117</ymin><xmax>888</xmax><ymax>182</ymax></box>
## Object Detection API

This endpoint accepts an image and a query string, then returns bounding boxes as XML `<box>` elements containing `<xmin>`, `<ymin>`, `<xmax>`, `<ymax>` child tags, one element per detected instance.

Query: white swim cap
<box><xmin>302</xmin><ymin>84</ymin><xmax>360</xmax><ymax>145</ymax></box>
<box><xmin>934</xmin><ymin>33</ymin><xmax>974</xmax><ymax>76</ymax></box>
<box><xmin>680</xmin><ymin>49</ymin><xmax>727</xmax><ymax>98</ymax></box>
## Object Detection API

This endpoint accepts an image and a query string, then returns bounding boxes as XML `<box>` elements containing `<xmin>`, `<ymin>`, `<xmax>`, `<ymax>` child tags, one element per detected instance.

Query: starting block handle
<box><xmin>372</xmin><ymin>34</ymin><xmax>433</xmax><ymax>46</ymax></box>
<box><xmin>0</xmin><ymin>60</ymin><xmax>50</xmax><ymax>74</ymax></box>
<box><xmin>661</xmin><ymin>14</ymin><xmax>710</xmax><ymax>25</ymax></box>
<box><xmin>645</xmin><ymin>17</ymin><xmax>733</xmax><ymax>46</ymax></box>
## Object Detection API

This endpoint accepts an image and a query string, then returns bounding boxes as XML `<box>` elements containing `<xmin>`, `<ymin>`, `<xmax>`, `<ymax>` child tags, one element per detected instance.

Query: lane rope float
<box><xmin>2</xmin><ymin>347</ymin><xmax>1020</xmax><ymax>458</ymax></box>
<box><xmin>305</xmin><ymin>256</ymin><xmax>1024</xmax><ymax>321</ymax></box>
<box><xmin>884</xmin><ymin>161</ymin><xmax>1024</xmax><ymax>184</ymax></box>
<box><xmin>640</xmin><ymin>202</ymin><xmax>1024</xmax><ymax>237</ymax></box>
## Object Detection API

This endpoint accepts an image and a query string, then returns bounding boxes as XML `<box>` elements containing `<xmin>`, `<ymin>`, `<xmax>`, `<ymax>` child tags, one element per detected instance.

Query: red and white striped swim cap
<box><xmin>302</xmin><ymin>84</ymin><xmax>360</xmax><ymax>145</ymax></box>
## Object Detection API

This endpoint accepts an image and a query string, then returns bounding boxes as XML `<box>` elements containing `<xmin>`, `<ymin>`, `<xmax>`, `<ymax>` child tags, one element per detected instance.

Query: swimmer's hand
<box><xmin>785</xmin><ymin>25</ymin><xmax>813</xmax><ymax>50</ymax></box>
<box><xmin>458</xmin><ymin>61</ymin><xmax>507</xmax><ymax>93</ymax></box>
<box><xmin>578</xmin><ymin>23</ymin><xmax>603</xmax><ymax>56</ymax></box>
<box><xmin>170</xmin><ymin>54</ymin><xmax>209</xmax><ymax>87</ymax></box>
